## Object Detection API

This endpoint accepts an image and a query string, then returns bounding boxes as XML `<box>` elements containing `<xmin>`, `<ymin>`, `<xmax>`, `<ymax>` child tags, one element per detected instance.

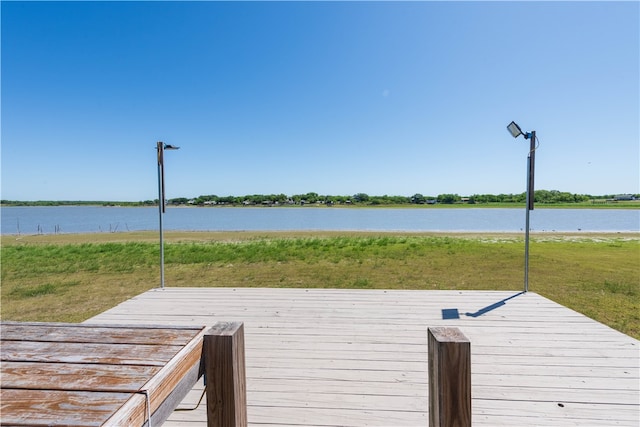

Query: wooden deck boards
<box><xmin>87</xmin><ymin>288</ymin><xmax>640</xmax><ymax>426</ymax></box>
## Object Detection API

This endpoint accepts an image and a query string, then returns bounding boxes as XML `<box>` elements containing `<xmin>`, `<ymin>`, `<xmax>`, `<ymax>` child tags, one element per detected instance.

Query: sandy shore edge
<box><xmin>3</xmin><ymin>230</ymin><xmax>638</xmax><ymax>245</ymax></box>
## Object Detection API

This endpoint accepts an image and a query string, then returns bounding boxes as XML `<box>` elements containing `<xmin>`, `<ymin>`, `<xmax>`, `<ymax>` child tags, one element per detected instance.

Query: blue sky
<box><xmin>2</xmin><ymin>1</ymin><xmax>638</xmax><ymax>201</ymax></box>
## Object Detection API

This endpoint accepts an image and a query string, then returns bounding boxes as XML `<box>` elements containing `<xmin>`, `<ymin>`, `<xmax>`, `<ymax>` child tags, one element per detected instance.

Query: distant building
<box><xmin>614</xmin><ymin>194</ymin><xmax>635</xmax><ymax>201</ymax></box>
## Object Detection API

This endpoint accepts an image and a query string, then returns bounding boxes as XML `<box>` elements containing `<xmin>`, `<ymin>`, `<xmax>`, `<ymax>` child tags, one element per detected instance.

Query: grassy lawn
<box><xmin>1</xmin><ymin>231</ymin><xmax>638</xmax><ymax>338</ymax></box>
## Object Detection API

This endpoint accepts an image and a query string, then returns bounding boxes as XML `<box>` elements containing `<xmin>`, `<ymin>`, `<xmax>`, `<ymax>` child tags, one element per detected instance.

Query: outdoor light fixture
<box><xmin>507</xmin><ymin>121</ymin><xmax>524</xmax><ymax>139</ymax></box>
<box><xmin>507</xmin><ymin>122</ymin><xmax>538</xmax><ymax>293</ymax></box>
<box><xmin>157</xmin><ymin>141</ymin><xmax>180</xmax><ymax>290</ymax></box>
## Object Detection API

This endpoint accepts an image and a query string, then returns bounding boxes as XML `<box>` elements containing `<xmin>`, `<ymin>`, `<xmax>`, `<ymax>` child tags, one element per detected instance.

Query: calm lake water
<box><xmin>1</xmin><ymin>206</ymin><xmax>638</xmax><ymax>235</ymax></box>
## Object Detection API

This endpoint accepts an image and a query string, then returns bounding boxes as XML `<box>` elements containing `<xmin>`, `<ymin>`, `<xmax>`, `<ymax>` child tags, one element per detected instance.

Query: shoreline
<box><xmin>3</xmin><ymin>230</ymin><xmax>638</xmax><ymax>246</ymax></box>
<box><xmin>3</xmin><ymin>203</ymin><xmax>640</xmax><ymax>210</ymax></box>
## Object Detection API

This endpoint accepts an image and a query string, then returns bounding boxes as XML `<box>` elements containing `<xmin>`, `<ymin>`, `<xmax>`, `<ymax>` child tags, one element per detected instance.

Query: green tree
<box><xmin>169</xmin><ymin>197</ymin><xmax>189</xmax><ymax>205</ymax></box>
<box><xmin>353</xmin><ymin>193</ymin><xmax>369</xmax><ymax>203</ymax></box>
<box><xmin>437</xmin><ymin>194</ymin><xmax>460</xmax><ymax>204</ymax></box>
<box><xmin>411</xmin><ymin>193</ymin><xmax>426</xmax><ymax>204</ymax></box>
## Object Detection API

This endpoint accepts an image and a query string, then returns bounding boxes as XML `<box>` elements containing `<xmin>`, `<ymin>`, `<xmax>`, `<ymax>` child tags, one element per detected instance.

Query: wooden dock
<box><xmin>87</xmin><ymin>288</ymin><xmax>640</xmax><ymax>426</ymax></box>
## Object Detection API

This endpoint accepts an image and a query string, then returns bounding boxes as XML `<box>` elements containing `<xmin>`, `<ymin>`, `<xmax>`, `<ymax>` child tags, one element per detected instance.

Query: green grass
<box><xmin>1</xmin><ymin>232</ymin><xmax>638</xmax><ymax>338</ymax></box>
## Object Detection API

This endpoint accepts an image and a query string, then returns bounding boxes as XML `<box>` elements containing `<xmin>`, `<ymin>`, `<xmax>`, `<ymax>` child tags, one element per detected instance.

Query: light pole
<box><xmin>507</xmin><ymin>121</ymin><xmax>538</xmax><ymax>292</ymax></box>
<box><xmin>157</xmin><ymin>141</ymin><xmax>180</xmax><ymax>290</ymax></box>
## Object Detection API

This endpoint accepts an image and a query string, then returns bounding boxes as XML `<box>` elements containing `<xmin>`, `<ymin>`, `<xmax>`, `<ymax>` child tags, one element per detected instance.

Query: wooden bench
<box><xmin>1</xmin><ymin>321</ymin><xmax>245</xmax><ymax>426</ymax></box>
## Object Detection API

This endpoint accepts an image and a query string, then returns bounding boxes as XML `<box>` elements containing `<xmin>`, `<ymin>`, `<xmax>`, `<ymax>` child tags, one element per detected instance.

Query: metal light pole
<box><xmin>507</xmin><ymin>122</ymin><xmax>537</xmax><ymax>292</ymax></box>
<box><xmin>157</xmin><ymin>141</ymin><xmax>180</xmax><ymax>289</ymax></box>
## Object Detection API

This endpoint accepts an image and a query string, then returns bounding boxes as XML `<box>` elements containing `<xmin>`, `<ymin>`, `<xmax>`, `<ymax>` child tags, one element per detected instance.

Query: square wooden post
<box><xmin>204</xmin><ymin>322</ymin><xmax>247</xmax><ymax>427</ymax></box>
<box><xmin>428</xmin><ymin>327</ymin><xmax>471</xmax><ymax>427</ymax></box>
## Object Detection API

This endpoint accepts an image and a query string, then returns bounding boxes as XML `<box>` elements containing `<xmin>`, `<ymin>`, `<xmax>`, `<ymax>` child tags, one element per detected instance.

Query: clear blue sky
<box><xmin>2</xmin><ymin>1</ymin><xmax>638</xmax><ymax>201</ymax></box>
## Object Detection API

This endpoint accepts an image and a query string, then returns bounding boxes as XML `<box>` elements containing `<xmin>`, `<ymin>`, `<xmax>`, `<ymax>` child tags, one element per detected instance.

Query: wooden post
<box><xmin>428</xmin><ymin>327</ymin><xmax>471</xmax><ymax>427</ymax></box>
<box><xmin>204</xmin><ymin>322</ymin><xmax>247</xmax><ymax>427</ymax></box>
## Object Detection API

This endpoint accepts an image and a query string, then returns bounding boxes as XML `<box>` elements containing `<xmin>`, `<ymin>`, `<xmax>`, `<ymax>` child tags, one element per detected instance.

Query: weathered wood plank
<box><xmin>167</xmin><ymin>406</ymin><xmax>428</xmax><ymax>427</ymax></box>
<box><xmin>247</xmin><ymin>352</ymin><xmax>639</xmax><ymax>371</ymax></box>
<box><xmin>0</xmin><ymin>361</ymin><xmax>159</xmax><ymax>392</ymax></box>
<box><xmin>473</xmin><ymin>398</ymin><xmax>640</xmax><ymax>422</ymax></box>
<box><xmin>242</xmin><ymin>347</ymin><xmax>639</xmax><ymax>366</ymax></box>
<box><xmin>0</xmin><ymin>389</ymin><xmax>134</xmax><ymax>427</ymax></box>
<box><xmin>0</xmin><ymin>322</ymin><xmax>203</xmax><ymax>346</ymax></box>
<box><xmin>0</xmin><ymin>340</ymin><xmax>182</xmax><ymax>366</ymax></box>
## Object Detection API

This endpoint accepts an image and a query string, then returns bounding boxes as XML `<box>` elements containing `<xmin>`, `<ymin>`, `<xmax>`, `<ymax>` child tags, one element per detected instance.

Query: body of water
<box><xmin>1</xmin><ymin>206</ymin><xmax>638</xmax><ymax>235</ymax></box>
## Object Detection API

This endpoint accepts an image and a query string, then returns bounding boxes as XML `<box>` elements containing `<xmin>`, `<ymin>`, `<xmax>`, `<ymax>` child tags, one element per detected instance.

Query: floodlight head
<box><xmin>507</xmin><ymin>121</ymin><xmax>524</xmax><ymax>139</ymax></box>
<box><xmin>164</xmin><ymin>144</ymin><xmax>180</xmax><ymax>150</ymax></box>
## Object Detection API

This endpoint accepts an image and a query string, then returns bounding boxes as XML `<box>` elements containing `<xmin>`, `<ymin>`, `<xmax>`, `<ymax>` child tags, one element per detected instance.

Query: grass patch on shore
<box><xmin>1</xmin><ymin>231</ymin><xmax>638</xmax><ymax>338</ymax></box>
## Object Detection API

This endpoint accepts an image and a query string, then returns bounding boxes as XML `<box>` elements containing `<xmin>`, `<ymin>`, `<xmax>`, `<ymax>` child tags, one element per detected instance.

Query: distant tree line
<box><xmin>2</xmin><ymin>190</ymin><xmax>637</xmax><ymax>207</ymax></box>
<box><xmin>0</xmin><ymin>200</ymin><xmax>144</xmax><ymax>207</ymax></box>
<box><xmin>166</xmin><ymin>190</ymin><xmax>637</xmax><ymax>207</ymax></box>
